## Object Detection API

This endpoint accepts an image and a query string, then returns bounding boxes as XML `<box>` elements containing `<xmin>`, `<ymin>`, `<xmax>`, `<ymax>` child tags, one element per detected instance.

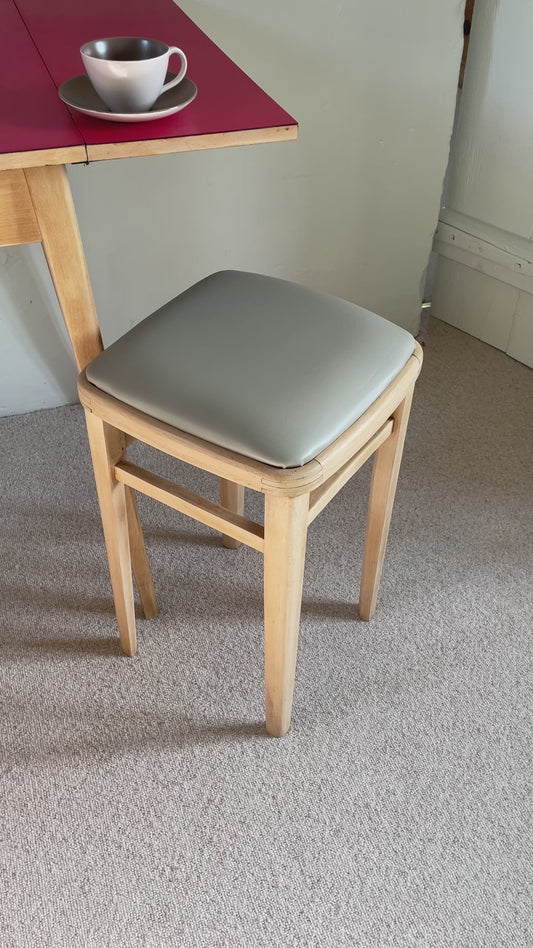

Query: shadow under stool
<box><xmin>78</xmin><ymin>270</ymin><xmax>423</xmax><ymax>736</ymax></box>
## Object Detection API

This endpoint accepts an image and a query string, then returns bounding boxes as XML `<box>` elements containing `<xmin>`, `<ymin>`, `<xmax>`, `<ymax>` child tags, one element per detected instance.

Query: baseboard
<box><xmin>433</xmin><ymin>208</ymin><xmax>533</xmax><ymax>295</ymax></box>
<box><xmin>431</xmin><ymin>219</ymin><xmax>533</xmax><ymax>369</ymax></box>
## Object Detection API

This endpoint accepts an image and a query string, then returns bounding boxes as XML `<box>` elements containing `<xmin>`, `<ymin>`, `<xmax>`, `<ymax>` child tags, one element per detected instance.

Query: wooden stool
<box><xmin>78</xmin><ymin>270</ymin><xmax>422</xmax><ymax>735</ymax></box>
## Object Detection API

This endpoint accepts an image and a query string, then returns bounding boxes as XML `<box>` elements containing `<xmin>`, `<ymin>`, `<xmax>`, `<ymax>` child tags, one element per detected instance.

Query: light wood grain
<box><xmin>125</xmin><ymin>485</ymin><xmax>158</xmax><ymax>619</ymax></box>
<box><xmin>0</xmin><ymin>169</ymin><xmax>41</xmax><ymax>247</ymax></box>
<box><xmin>79</xmin><ymin>372</ymin><xmax>324</xmax><ymax>495</ymax></box>
<box><xmin>84</xmin><ymin>411</ymin><xmax>137</xmax><ymax>656</ymax></box>
<box><xmin>115</xmin><ymin>462</ymin><xmax>264</xmax><ymax>552</ymax></box>
<box><xmin>0</xmin><ymin>146</ymin><xmax>87</xmax><ymax>173</ymax></box>
<box><xmin>10</xmin><ymin>162</ymin><xmax>151</xmax><ymax>622</ymax></box>
<box><xmin>308</xmin><ymin>346</ymin><xmax>423</xmax><ymax>486</ymax></box>
<box><xmin>308</xmin><ymin>419</ymin><xmax>393</xmax><ymax>525</ymax></box>
<box><xmin>79</xmin><ymin>344</ymin><xmax>423</xmax><ymax>735</ymax></box>
<box><xmin>264</xmin><ymin>493</ymin><xmax>309</xmax><ymax>737</ymax></box>
<box><xmin>85</xmin><ymin>126</ymin><xmax>298</xmax><ymax>163</ymax></box>
<box><xmin>24</xmin><ymin>164</ymin><xmax>103</xmax><ymax>371</ymax></box>
<box><xmin>78</xmin><ymin>349</ymin><xmax>422</xmax><ymax>499</ymax></box>
<box><xmin>358</xmin><ymin>388</ymin><xmax>415</xmax><ymax>621</ymax></box>
<box><xmin>0</xmin><ymin>125</ymin><xmax>296</xmax><ymax>174</ymax></box>
<box><xmin>220</xmin><ymin>479</ymin><xmax>245</xmax><ymax>549</ymax></box>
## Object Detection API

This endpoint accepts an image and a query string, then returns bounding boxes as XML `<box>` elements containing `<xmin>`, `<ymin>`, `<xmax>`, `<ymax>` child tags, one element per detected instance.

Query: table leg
<box><xmin>24</xmin><ymin>164</ymin><xmax>154</xmax><ymax>619</ymax></box>
<box><xmin>23</xmin><ymin>164</ymin><xmax>103</xmax><ymax>371</ymax></box>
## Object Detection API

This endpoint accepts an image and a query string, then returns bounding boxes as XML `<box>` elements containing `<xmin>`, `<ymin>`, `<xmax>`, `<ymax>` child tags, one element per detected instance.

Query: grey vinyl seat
<box><xmin>79</xmin><ymin>269</ymin><xmax>423</xmax><ymax>736</ymax></box>
<box><xmin>86</xmin><ymin>270</ymin><xmax>416</xmax><ymax>468</ymax></box>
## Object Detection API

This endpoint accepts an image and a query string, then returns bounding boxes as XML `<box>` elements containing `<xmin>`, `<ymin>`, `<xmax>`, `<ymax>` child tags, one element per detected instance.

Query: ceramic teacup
<box><xmin>80</xmin><ymin>37</ymin><xmax>187</xmax><ymax>113</ymax></box>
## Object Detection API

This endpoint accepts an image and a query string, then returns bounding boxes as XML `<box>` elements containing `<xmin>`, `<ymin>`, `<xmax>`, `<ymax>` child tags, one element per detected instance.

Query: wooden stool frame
<box><xmin>78</xmin><ymin>342</ymin><xmax>422</xmax><ymax>737</ymax></box>
<box><xmin>1</xmin><ymin>163</ymin><xmax>422</xmax><ymax>737</ymax></box>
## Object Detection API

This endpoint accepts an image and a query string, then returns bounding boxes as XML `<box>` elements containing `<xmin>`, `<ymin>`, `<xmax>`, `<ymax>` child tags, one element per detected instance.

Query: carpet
<box><xmin>0</xmin><ymin>318</ymin><xmax>531</xmax><ymax>947</ymax></box>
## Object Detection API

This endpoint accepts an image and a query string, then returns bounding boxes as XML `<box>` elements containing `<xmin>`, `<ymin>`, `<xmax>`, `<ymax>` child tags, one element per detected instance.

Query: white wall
<box><xmin>432</xmin><ymin>0</ymin><xmax>533</xmax><ymax>368</ymax></box>
<box><xmin>0</xmin><ymin>0</ymin><xmax>465</xmax><ymax>416</ymax></box>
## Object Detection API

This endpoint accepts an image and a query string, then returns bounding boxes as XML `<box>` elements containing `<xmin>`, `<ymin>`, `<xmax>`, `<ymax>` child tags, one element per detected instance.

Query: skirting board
<box><xmin>432</xmin><ymin>211</ymin><xmax>533</xmax><ymax>368</ymax></box>
<box><xmin>433</xmin><ymin>209</ymin><xmax>533</xmax><ymax>295</ymax></box>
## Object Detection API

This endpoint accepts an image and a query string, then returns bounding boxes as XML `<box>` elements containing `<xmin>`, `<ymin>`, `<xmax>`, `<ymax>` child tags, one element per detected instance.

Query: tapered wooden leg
<box><xmin>25</xmin><ymin>167</ymin><xmax>157</xmax><ymax>638</ymax></box>
<box><xmin>264</xmin><ymin>493</ymin><xmax>309</xmax><ymax>736</ymax></box>
<box><xmin>220</xmin><ymin>478</ymin><xmax>245</xmax><ymax>549</ymax></box>
<box><xmin>24</xmin><ymin>165</ymin><xmax>103</xmax><ymax>371</ymax></box>
<box><xmin>125</xmin><ymin>486</ymin><xmax>158</xmax><ymax>619</ymax></box>
<box><xmin>359</xmin><ymin>387</ymin><xmax>415</xmax><ymax>621</ymax></box>
<box><xmin>84</xmin><ymin>410</ymin><xmax>137</xmax><ymax>655</ymax></box>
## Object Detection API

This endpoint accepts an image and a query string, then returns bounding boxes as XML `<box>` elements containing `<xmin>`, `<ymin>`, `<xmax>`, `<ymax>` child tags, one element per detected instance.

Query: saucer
<box><xmin>58</xmin><ymin>74</ymin><xmax>197</xmax><ymax>123</ymax></box>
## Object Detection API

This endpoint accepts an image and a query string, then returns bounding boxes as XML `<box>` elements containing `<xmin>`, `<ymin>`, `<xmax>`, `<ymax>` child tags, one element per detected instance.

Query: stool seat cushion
<box><xmin>85</xmin><ymin>270</ymin><xmax>415</xmax><ymax>468</ymax></box>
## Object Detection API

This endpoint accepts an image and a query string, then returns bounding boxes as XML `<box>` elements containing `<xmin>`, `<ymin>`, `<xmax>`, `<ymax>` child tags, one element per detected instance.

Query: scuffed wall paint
<box><xmin>446</xmin><ymin>0</ymin><xmax>533</xmax><ymax>239</ymax></box>
<box><xmin>433</xmin><ymin>0</ymin><xmax>533</xmax><ymax>366</ymax></box>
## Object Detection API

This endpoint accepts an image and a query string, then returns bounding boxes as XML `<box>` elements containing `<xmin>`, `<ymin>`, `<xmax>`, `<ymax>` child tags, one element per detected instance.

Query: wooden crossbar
<box><xmin>308</xmin><ymin>419</ymin><xmax>394</xmax><ymax>525</ymax></box>
<box><xmin>114</xmin><ymin>461</ymin><xmax>265</xmax><ymax>552</ymax></box>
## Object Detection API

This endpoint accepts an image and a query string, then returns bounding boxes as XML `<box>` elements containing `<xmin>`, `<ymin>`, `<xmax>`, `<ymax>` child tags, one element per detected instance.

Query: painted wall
<box><xmin>432</xmin><ymin>0</ymin><xmax>533</xmax><ymax>368</ymax></box>
<box><xmin>0</xmin><ymin>0</ymin><xmax>465</xmax><ymax>416</ymax></box>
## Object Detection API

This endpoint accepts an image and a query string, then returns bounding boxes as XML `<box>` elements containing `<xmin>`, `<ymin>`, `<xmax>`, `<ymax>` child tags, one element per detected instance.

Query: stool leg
<box><xmin>84</xmin><ymin>410</ymin><xmax>137</xmax><ymax>656</ymax></box>
<box><xmin>359</xmin><ymin>387</ymin><xmax>415</xmax><ymax>620</ymax></box>
<box><xmin>220</xmin><ymin>478</ymin><xmax>244</xmax><ymax>549</ymax></box>
<box><xmin>125</xmin><ymin>486</ymin><xmax>158</xmax><ymax>619</ymax></box>
<box><xmin>264</xmin><ymin>493</ymin><xmax>309</xmax><ymax>736</ymax></box>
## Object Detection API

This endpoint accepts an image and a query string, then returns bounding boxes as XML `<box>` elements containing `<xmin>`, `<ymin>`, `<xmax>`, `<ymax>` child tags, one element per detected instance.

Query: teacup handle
<box><xmin>162</xmin><ymin>47</ymin><xmax>188</xmax><ymax>92</ymax></box>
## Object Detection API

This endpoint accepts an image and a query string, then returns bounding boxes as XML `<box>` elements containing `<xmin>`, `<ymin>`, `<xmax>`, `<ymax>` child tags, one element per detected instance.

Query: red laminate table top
<box><xmin>1</xmin><ymin>0</ymin><xmax>296</xmax><ymax>167</ymax></box>
<box><xmin>0</xmin><ymin>0</ymin><xmax>85</xmax><ymax>161</ymax></box>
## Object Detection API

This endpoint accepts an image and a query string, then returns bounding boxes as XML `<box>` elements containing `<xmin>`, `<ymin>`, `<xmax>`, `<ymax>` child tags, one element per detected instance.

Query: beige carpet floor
<box><xmin>0</xmin><ymin>317</ymin><xmax>532</xmax><ymax>947</ymax></box>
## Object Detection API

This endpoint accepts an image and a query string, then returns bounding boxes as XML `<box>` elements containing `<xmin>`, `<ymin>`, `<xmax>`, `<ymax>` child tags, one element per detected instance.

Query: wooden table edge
<box><xmin>0</xmin><ymin>145</ymin><xmax>87</xmax><ymax>172</ymax></box>
<box><xmin>0</xmin><ymin>125</ymin><xmax>297</xmax><ymax>171</ymax></box>
<box><xmin>84</xmin><ymin>124</ymin><xmax>298</xmax><ymax>162</ymax></box>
